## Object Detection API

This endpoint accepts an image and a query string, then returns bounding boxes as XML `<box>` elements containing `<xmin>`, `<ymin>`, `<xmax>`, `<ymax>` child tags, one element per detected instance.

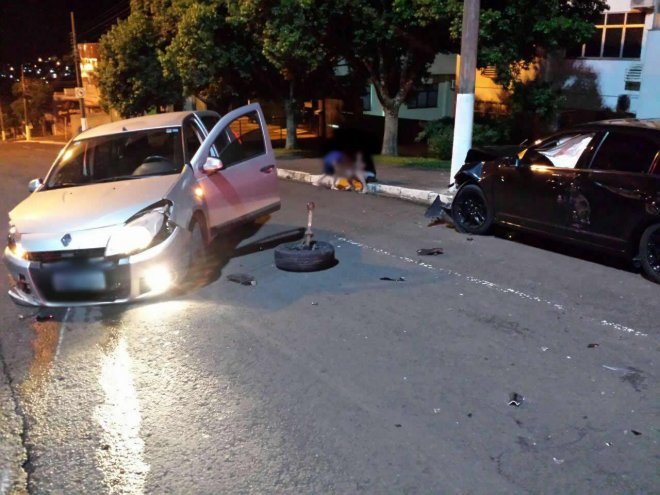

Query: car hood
<box><xmin>9</xmin><ymin>175</ymin><xmax>179</xmax><ymax>234</ymax></box>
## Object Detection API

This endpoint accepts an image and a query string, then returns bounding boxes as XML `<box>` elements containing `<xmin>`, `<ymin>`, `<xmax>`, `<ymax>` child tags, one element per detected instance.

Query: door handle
<box><xmin>260</xmin><ymin>165</ymin><xmax>275</xmax><ymax>174</ymax></box>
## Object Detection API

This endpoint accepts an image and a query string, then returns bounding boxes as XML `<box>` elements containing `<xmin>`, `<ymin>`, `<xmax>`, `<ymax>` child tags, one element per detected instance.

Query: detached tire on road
<box><xmin>452</xmin><ymin>183</ymin><xmax>494</xmax><ymax>235</ymax></box>
<box><xmin>274</xmin><ymin>241</ymin><xmax>336</xmax><ymax>272</ymax></box>
<box><xmin>639</xmin><ymin>223</ymin><xmax>660</xmax><ymax>284</ymax></box>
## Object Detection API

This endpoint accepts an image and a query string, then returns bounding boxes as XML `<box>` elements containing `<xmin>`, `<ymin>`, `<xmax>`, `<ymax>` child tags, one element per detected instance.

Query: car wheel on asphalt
<box><xmin>452</xmin><ymin>183</ymin><xmax>494</xmax><ymax>235</ymax></box>
<box><xmin>639</xmin><ymin>223</ymin><xmax>660</xmax><ymax>284</ymax></box>
<box><xmin>274</xmin><ymin>241</ymin><xmax>336</xmax><ymax>272</ymax></box>
<box><xmin>188</xmin><ymin>216</ymin><xmax>210</xmax><ymax>282</ymax></box>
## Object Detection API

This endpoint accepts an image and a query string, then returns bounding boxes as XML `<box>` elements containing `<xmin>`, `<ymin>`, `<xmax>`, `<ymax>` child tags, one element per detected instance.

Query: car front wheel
<box><xmin>452</xmin><ymin>184</ymin><xmax>494</xmax><ymax>235</ymax></box>
<box><xmin>639</xmin><ymin>223</ymin><xmax>660</xmax><ymax>284</ymax></box>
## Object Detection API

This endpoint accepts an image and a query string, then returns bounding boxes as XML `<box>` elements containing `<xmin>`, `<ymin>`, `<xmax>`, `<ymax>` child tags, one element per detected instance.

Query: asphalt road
<box><xmin>0</xmin><ymin>142</ymin><xmax>658</xmax><ymax>494</ymax></box>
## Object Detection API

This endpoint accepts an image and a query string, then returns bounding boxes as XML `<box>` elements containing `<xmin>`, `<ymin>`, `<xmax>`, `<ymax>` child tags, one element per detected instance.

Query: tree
<box><xmin>98</xmin><ymin>10</ymin><xmax>182</xmax><ymax>117</ymax></box>
<box><xmin>10</xmin><ymin>78</ymin><xmax>53</xmax><ymax>132</ymax></box>
<box><xmin>162</xmin><ymin>0</ymin><xmax>284</xmax><ymax>112</ymax></box>
<box><xmin>228</xmin><ymin>0</ymin><xmax>342</xmax><ymax>149</ymax></box>
<box><xmin>338</xmin><ymin>0</ymin><xmax>454</xmax><ymax>155</ymax></box>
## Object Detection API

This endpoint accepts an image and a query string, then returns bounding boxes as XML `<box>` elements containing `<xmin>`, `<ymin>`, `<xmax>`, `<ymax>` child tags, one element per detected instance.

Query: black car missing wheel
<box><xmin>451</xmin><ymin>119</ymin><xmax>660</xmax><ymax>283</ymax></box>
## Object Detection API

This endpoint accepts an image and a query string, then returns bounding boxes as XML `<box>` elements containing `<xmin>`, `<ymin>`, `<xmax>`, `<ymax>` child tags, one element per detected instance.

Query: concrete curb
<box><xmin>277</xmin><ymin>168</ymin><xmax>453</xmax><ymax>205</ymax></box>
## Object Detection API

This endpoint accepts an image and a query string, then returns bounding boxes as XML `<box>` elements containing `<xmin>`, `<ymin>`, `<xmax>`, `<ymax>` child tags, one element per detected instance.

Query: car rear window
<box><xmin>589</xmin><ymin>132</ymin><xmax>659</xmax><ymax>174</ymax></box>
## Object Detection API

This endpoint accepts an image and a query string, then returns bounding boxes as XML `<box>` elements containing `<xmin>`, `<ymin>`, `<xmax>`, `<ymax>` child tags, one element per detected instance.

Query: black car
<box><xmin>451</xmin><ymin>119</ymin><xmax>660</xmax><ymax>283</ymax></box>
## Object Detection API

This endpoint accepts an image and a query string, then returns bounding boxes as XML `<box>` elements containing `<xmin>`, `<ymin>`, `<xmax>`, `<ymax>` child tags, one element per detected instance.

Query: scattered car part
<box><xmin>227</xmin><ymin>273</ymin><xmax>257</xmax><ymax>286</ymax></box>
<box><xmin>274</xmin><ymin>203</ymin><xmax>336</xmax><ymax>272</ymax></box>
<box><xmin>508</xmin><ymin>392</ymin><xmax>524</xmax><ymax>407</ymax></box>
<box><xmin>587</xmin><ymin>343</ymin><xmax>599</xmax><ymax>348</ymax></box>
<box><xmin>380</xmin><ymin>276</ymin><xmax>406</xmax><ymax>282</ymax></box>
<box><xmin>417</xmin><ymin>247</ymin><xmax>444</xmax><ymax>256</ymax></box>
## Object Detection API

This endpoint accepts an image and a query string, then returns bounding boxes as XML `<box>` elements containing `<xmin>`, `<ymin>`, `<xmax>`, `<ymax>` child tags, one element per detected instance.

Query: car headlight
<box><xmin>105</xmin><ymin>202</ymin><xmax>175</xmax><ymax>257</ymax></box>
<box><xmin>7</xmin><ymin>223</ymin><xmax>26</xmax><ymax>259</ymax></box>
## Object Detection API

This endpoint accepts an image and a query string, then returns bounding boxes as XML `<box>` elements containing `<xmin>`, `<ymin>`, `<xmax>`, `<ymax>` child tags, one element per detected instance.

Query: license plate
<box><xmin>52</xmin><ymin>271</ymin><xmax>106</xmax><ymax>292</ymax></box>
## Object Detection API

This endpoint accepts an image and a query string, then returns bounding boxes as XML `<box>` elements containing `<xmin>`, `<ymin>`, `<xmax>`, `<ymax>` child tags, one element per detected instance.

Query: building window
<box><xmin>570</xmin><ymin>12</ymin><xmax>645</xmax><ymax>59</ymax></box>
<box><xmin>361</xmin><ymin>87</ymin><xmax>371</xmax><ymax>111</ymax></box>
<box><xmin>406</xmin><ymin>84</ymin><xmax>438</xmax><ymax>109</ymax></box>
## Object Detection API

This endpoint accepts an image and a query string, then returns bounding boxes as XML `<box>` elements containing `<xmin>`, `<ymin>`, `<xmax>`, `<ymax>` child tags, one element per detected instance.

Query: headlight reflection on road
<box><xmin>94</xmin><ymin>333</ymin><xmax>149</xmax><ymax>495</ymax></box>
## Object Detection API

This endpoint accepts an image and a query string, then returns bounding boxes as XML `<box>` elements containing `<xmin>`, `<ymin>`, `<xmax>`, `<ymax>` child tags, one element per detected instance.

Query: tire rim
<box><xmin>646</xmin><ymin>228</ymin><xmax>660</xmax><ymax>275</ymax></box>
<box><xmin>456</xmin><ymin>192</ymin><xmax>487</xmax><ymax>229</ymax></box>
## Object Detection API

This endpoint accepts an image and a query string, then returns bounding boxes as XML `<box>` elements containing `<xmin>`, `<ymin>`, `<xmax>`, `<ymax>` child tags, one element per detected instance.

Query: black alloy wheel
<box><xmin>639</xmin><ymin>223</ymin><xmax>660</xmax><ymax>284</ymax></box>
<box><xmin>452</xmin><ymin>184</ymin><xmax>494</xmax><ymax>235</ymax></box>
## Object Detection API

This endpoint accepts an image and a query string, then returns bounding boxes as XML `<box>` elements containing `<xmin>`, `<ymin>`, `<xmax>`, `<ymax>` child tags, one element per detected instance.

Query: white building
<box><xmin>363</xmin><ymin>0</ymin><xmax>659</xmax><ymax>122</ymax></box>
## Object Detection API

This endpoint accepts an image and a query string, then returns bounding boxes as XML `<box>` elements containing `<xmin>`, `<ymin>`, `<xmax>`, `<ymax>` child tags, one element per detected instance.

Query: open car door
<box><xmin>191</xmin><ymin>103</ymin><xmax>280</xmax><ymax>229</ymax></box>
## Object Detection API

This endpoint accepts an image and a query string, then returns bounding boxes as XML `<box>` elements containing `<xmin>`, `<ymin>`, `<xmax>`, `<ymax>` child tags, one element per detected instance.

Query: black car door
<box><xmin>567</xmin><ymin>129</ymin><xmax>660</xmax><ymax>252</ymax></box>
<box><xmin>493</xmin><ymin>132</ymin><xmax>599</xmax><ymax>237</ymax></box>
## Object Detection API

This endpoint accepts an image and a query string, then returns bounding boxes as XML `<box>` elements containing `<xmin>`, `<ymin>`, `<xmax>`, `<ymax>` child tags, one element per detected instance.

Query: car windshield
<box><xmin>45</xmin><ymin>127</ymin><xmax>184</xmax><ymax>189</ymax></box>
<box><xmin>520</xmin><ymin>133</ymin><xmax>595</xmax><ymax>169</ymax></box>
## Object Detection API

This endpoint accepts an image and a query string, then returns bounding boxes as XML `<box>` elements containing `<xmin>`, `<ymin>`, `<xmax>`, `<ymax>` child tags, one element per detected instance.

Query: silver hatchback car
<box><xmin>4</xmin><ymin>103</ymin><xmax>280</xmax><ymax>306</ymax></box>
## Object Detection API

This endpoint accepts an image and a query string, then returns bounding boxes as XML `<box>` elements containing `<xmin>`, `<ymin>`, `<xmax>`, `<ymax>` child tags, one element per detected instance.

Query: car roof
<box><xmin>579</xmin><ymin>118</ymin><xmax>660</xmax><ymax>132</ymax></box>
<box><xmin>74</xmin><ymin>110</ymin><xmax>220</xmax><ymax>140</ymax></box>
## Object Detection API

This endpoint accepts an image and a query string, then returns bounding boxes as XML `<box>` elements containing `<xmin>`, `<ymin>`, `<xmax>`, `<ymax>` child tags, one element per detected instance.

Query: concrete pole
<box><xmin>450</xmin><ymin>0</ymin><xmax>480</xmax><ymax>188</ymax></box>
<box><xmin>71</xmin><ymin>12</ymin><xmax>88</xmax><ymax>131</ymax></box>
<box><xmin>20</xmin><ymin>65</ymin><xmax>31</xmax><ymax>141</ymax></box>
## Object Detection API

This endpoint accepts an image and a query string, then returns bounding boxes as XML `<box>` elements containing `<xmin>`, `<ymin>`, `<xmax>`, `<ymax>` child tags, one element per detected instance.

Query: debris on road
<box><xmin>631</xmin><ymin>430</ymin><xmax>642</xmax><ymax>436</ymax></box>
<box><xmin>311</xmin><ymin>301</ymin><xmax>319</xmax><ymax>306</ymax></box>
<box><xmin>553</xmin><ymin>457</ymin><xmax>565</xmax><ymax>465</ymax></box>
<box><xmin>380</xmin><ymin>277</ymin><xmax>406</xmax><ymax>282</ymax></box>
<box><xmin>541</xmin><ymin>346</ymin><xmax>550</xmax><ymax>352</ymax></box>
<box><xmin>466</xmin><ymin>237</ymin><xmax>474</xmax><ymax>241</ymax></box>
<box><xmin>227</xmin><ymin>273</ymin><xmax>257</xmax><ymax>286</ymax></box>
<box><xmin>35</xmin><ymin>314</ymin><xmax>54</xmax><ymax>322</ymax></box>
<box><xmin>417</xmin><ymin>247</ymin><xmax>444</xmax><ymax>256</ymax></box>
<box><xmin>587</xmin><ymin>343</ymin><xmax>599</xmax><ymax>348</ymax></box>
<box><xmin>508</xmin><ymin>392</ymin><xmax>524</xmax><ymax>407</ymax></box>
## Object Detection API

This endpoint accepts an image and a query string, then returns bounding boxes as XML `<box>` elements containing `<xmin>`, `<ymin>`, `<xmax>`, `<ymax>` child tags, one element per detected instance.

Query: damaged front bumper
<box><xmin>3</xmin><ymin>226</ymin><xmax>191</xmax><ymax>307</ymax></box>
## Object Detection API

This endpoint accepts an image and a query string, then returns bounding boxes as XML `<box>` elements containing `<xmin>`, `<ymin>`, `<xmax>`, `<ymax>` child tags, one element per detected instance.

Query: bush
<box><xmin>416</xmin><ymin>117</ymin><xmax>511</xmax><ymax>159</ymax></box>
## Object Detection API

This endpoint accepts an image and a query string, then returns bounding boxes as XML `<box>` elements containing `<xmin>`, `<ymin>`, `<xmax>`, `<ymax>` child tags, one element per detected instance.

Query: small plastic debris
<box><xmin>541</xmin><ymin>347</ymin><xmax>549</xmax><ymax>352</ymax></box>
<box><xmin>467</xmin><ymin>413</ymin><xmax>473</xmax><ymax>418</ymax></box>
<box><xmin>466</xmin><ymin>237</ymin><xmax>474</xmax><ymax>241</ymax></box>
<box><xmin>508</xmin><ymin>392</ymin><xmax>524</xmax><ymax>407</ymax></box>
<box><xmin>395</xmin><ymin>424</ymin><xmax>402</xmax><ymax>428</ymax></box>
<box><xmin>605</xmin><ymin>442</ymin><xmax>612</xmax><ymax>447</ymax></box>
<box><xmin>227</xmin><ymin>273</ymin><xmax>257</xmax><ymax>286</ymax></box>
<box><xmin>553</xmin><ymin>457</ymin><xmax>564</xmax><ymax>465</ymax></box>
<box><xmin>18</xmin><ymin>314</ymin><xmax>25</xmax><ymax>320</ymax></box>
<box><xmin>311</xmin><ymin>301</ymin><xmax>318</xmax><ymax>306</ymax></box>
<box><xmin>417</xmin><ymin>247</ymin><xmax>444</xmax><ymax>256</ymax></box>
<box><xmin>631</xmin><ymin>430</ymin><xmax>642</xmax><ymax>436</ymax></box>
<box><xmin>35</xmin><ymin>314</ymin><xmax>54</xmax><ymax>322</ymax></box>
<box><xmin>587</xmin><ymin>343</ymin><xmax>599</xmax><ymax>348</ymax></box>
<box><xmin>380</xmin><ymin>277</ymin><xmax>405</xmax><ymax>282</ymax></box>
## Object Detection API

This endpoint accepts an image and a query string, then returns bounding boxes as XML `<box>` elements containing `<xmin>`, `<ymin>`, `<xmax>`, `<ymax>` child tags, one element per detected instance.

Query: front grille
<box><xmin>29</xmin><ymin>259</ymin><xmax>131</xmax><ymax>303</ymax></box>
<box><xmin>26</xmin><ymin>248</ymin><xmax>106</xmax><ymax>263</ymax></box>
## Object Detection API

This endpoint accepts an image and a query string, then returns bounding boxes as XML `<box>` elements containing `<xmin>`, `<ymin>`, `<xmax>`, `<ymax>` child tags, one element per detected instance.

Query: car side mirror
<box><xmin>28</xmin><ymin>178</ymin><xmax>43</xmax><ymax>192</ymax></box>
<box><xmin>202</xmin><ymin>156</ymin><xmax>223</xmax><ymax>175</ymax></box>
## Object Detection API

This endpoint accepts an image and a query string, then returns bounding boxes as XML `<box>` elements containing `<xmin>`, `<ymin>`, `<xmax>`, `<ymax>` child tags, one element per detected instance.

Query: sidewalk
<box><xmin>276</xmin><ymin>156</ymin><xmax>453</xmax><ymax>205</ymax></box>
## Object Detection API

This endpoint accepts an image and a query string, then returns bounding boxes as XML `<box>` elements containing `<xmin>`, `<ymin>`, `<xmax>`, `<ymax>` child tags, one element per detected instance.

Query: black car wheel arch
<box><xmin>639</xmin><ymin>223</ymin><xmax>660</xmax><ymax>284</ymax></box>
<box><xmin>452</xmin><ymin>183</ymin><xmax>494</xmax><ymax>235</ymax></box>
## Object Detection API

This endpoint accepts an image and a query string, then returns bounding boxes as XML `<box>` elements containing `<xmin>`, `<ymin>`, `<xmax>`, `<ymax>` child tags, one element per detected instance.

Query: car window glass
<box><xmin>183</xmin><ymin>120</ymin><xmax>203</xmax><ymax>161</ymax></box>
<box><xmin>201</xmin><ymin>115</ymin><xmax>220</xmax><ymax>133</ymax></box>
<box><xmin>523</xmin><ymin>133</ymin><xmax>595</xmax><ymax>169</ymax></box>
<box><xmin>46</xmin><ymin>128</ymin><xmax>184</xmax><ymax>188</ymax></box>
<box><xmin>212</xmin><ymin>111</ymin><xmax>266</xmax><ymax>168</ymax></box>
<box><xmin>589</xmin><ymin>132</ymin><xmax>658</xmax><ymax>173</ymax></box>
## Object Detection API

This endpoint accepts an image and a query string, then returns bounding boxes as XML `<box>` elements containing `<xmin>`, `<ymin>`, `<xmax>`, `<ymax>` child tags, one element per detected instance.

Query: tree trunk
<box><xmin>381</xmin><ymin>104</ymin><xmax>400</xmax><ymax>155</ymax></box>
<box><xmin>284</xmin><ymin>79</ymin><xmax>298</xmax><ymax>150</ymax></box>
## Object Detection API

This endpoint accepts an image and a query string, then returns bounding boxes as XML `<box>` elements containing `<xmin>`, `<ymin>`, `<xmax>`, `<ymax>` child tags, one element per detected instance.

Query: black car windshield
<box><xmin>45</xmin><ymin>127</ymin><xmax>184</xmax><ymax>189</ymax></box>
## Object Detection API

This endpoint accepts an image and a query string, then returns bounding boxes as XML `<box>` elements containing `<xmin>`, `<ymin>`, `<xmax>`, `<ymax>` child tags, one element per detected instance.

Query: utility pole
<box><xmin>71</xmin><ymin>11</ymin><xmax>87</xmax><ymax>132</ymax></box>
<box><xmin>0</xmin><ymin>100</ymin><xmax>6</xmax><ymax>142</ymax></box>
<box><xmin>450</xmin><ymin>0</ymin><xmax>480</xmax><ymax>188</ymax></box>
<box><xmin>20</xmin><ymin>65</ymin><xmax>31</xmax><ymax>141</ymax></box>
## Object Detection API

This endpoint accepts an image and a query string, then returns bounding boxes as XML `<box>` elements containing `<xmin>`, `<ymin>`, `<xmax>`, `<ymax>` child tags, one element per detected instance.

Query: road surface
<box><xmin>0</xmin><ymin>142</ymin><xmax>657</xmax><ymax>494</ymax></box>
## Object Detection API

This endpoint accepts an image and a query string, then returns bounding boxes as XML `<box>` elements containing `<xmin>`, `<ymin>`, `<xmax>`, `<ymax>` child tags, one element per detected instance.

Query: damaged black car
<box><xmin>451</xmin><ymin>119</ymin><xmax>660</xmax><ymax>283</ymax></box>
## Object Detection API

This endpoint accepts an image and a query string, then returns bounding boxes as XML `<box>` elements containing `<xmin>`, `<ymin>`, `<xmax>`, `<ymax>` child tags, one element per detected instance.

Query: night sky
<box><xmin>0</xmin><ymin>0</ymin><xmax>130</xmax><ymax>65</ymax></box>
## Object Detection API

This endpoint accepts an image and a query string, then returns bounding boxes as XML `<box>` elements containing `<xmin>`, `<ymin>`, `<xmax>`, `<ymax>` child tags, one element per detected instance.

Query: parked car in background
<box><xmin>4</xmin><ymin>103</ymin><xmax>280</xmax><ymax>306</ymax></box>
<box><xmin>451</xmin><ymin>119</ymin><xmax>660</xmax><ymax>283</ymax></box>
